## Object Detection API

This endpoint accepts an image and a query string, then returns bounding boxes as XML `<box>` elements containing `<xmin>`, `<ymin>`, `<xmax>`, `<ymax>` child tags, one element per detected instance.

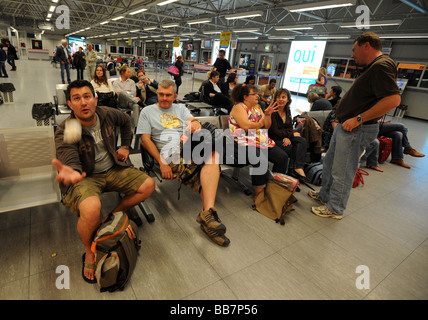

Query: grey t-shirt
<box><xmin>136</xmin><ymin>103</ymin><xmax>192</xmax><ymax>159</ymax></box>
<box><xmin>87</xmin><ymin>115</ymin><xmax>115</xmax><ymax>173</ymax></box>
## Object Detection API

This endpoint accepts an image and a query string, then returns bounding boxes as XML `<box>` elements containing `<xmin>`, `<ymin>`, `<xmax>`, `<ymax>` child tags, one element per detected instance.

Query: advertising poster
<box><xmin>282</xmin><ymin>40</ymin><xmax>327</xmax><ymax>93</ymax></box>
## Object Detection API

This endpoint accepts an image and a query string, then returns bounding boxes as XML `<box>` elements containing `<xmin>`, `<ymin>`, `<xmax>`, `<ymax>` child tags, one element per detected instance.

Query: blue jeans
<box><xmin>360</xmin><ymin>139</ymin><xmax>379</xmax><ymax>167</ymax></box>
<box><xmin>60</xmin><ymin>62</ymin><xmax>71</xmax><ymax>82</ymax></box>
<box><xmin>378</xmin><ymin>123</ymin><xmax>410</xmax><ymax>160</ymax></box>
<box><xmin>319</xmin><ymin>123</ymin><xmax>379</xmax><ymax>215</ymax></box>
<box><xmin>0</xmin><ymin>61</ymin><xmax>7</xmax><ymax>76</ymax></box>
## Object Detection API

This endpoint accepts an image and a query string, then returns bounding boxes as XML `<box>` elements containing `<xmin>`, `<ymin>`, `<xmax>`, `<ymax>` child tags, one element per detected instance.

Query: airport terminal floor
<box><xmin>1</xmin><ymin>58</ymin><xmax>428</xmax><ymax>300</ymax></box>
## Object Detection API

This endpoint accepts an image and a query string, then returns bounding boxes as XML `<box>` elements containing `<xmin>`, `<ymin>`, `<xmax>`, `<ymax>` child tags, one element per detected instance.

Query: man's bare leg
<box><xmin>199</xmin><ymin>152</ymin><xmax>220</xmax><ymax>211</ymax></box>
<box><xmin>112</xmin><ymin>177</ymin><xmax>155</xmax><ymax>213</ymax></box>
<box><xmin>77</xmin><ymin>196</ymin><xmax>101</xmax><ymax>281</ymax></box>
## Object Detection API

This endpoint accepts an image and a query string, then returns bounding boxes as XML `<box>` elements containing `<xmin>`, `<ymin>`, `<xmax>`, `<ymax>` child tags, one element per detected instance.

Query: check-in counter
<box><xmin>28</xmin><ymin>49</ymin><xmax>50</xmax><ymax>60</ymax></box>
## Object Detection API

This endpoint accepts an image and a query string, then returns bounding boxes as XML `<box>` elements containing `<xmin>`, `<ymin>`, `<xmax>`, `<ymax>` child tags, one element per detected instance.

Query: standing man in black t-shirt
<box><xmin>211</xmin><ymin>49</ymin><xmax>233</xmax><ymax>84</ymax></box>
<box><xmin>308</xmin><ymin>32</ymin><xmax>401</xmax><ymax>220</ymax></box>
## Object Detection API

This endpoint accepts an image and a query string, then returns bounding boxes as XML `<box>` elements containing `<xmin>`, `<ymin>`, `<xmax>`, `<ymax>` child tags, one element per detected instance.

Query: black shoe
<box><xmin>289</xmin><ymin>169</ymin><xmax>309</xmax><ymax>183</ymax></box>
<box><xmin>62</xmin><ymin>80</ymin><xmax>65</xmax><ymax>84</ymax></box>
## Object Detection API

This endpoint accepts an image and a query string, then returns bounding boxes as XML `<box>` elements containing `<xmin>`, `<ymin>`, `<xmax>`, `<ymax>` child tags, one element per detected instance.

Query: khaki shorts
<box><xmin>63</xmin><ymin>165</ymin><xmax>149</xmax><ymax>216</ymax></box>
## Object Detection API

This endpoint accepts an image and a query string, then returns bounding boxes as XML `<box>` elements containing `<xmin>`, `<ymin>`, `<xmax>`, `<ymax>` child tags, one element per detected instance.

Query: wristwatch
<box><xmin>121</xmin><ymin>146</ymin><xmax>129</xmax><ymax>150</ymax></box>
<box><xmin>357</xmin><ymin>114</ymin><xmax>363</xmax><ymax>124</ymax></box>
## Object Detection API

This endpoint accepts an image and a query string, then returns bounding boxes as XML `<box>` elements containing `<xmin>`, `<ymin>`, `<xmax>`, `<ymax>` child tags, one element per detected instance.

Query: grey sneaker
<box><xmin>200</xmin><ymin>224</ymin><xmax>230</xmax><ymax>247</ymax></box>
<box><xmin>196</xmin><ymin>207</ymin><xmax>226</xmax><ymax>235</ymax></box>
<box><xmin>311</xmin><ymin>205</ymin><xmax>343</xmax><ymax>220</ymax></box>
<box><xmin>308</xmin><ymin>190</ymin><xmax>326</xmax><ymax>205</ymax></box>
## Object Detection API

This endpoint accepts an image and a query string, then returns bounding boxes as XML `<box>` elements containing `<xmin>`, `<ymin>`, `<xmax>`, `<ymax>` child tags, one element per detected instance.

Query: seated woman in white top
<box><xmin>91</xmin><ymin>65</ymin><xmax>118</xmax><ymax>109</ymax></box>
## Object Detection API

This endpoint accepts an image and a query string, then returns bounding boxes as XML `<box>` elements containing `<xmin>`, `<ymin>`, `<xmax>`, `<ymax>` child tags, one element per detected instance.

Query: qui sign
<box><xmin>283</xmin><ymin>41</ymin><xmax>327</xmax><ymax>94</ymax></box>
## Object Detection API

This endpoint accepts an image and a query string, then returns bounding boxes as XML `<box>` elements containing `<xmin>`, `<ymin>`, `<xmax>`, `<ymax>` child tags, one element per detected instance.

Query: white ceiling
<box><xmin>2</xmin><ymin>0</ymin><xmax>428</xmax><ymax>41</ymax></box>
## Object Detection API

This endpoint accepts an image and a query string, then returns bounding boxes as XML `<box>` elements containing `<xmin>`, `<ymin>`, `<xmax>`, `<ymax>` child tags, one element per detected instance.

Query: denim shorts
<box><xmin>63</xmin><ymin>165</ymin><xmax>149</xmax><ymax>216</ymax></box>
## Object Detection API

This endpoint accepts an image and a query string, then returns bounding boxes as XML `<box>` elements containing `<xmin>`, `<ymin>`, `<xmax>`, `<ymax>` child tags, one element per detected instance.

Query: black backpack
<box><xmin>32</xmin><ymin>103</ymin><xmax>54</xmax><ymax>120</ymax></box>
<box><xmin>304</xmin><ymin>162</ymin><xmax>323</xmax><ymax>186</ymax></box>
<box><xmin>183</xmin><ymin>92</ymin><xmax>200</xmax><ymax>102</ymax></box>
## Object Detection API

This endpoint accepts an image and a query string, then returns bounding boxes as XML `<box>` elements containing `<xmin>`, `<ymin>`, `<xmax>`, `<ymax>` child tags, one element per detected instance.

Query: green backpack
<box><xmin>91</xmin><ymin>211</ymin><xmax>140</xmax><ymax>292</ymax></box>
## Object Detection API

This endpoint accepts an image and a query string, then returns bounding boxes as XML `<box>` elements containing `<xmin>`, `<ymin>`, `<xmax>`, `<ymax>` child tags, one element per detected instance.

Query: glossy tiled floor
<box><xmin>0</xmin><ymin>58</ymin><xmax>427</xmax><ymax>300</ymax></box>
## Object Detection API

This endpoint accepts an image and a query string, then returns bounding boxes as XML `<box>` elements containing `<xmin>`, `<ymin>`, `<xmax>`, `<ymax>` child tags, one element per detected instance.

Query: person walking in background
<box><xmin>211</xmin><ymin>49</ymin><xmax>233</xmax><ymax>84</ymax></box>
<box><xmin>86</xmin><ymin>44</ymin><xmax>97</xmax><ymax>81</ymax></box>
<box><xmin>5</xmin><ymin>40</ymin><xmax>17</xmax><ymax>71</ymax></box>
<box><xmin>173</xmin><ymin>56</ymin><xmax>184</xmax><ymax>94</ymax></box>
<box><xmin>0</xmin><ymin>44</ymin><xmax>8</xmax><ymax>78</ymax></box>
<box><xmin>73</xmin><ymin>47</ymin><xmax>86</xmax><ymax>80</ymax></box>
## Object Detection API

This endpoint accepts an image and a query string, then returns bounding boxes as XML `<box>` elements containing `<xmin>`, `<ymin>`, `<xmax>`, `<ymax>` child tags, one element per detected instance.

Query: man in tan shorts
<box><xmin>52</xmin><ymin>80</ymin><xmax>155</xmax><ymax>283</ymax></box>
<box><xmin>137</xmin><ymin>79</ymin><xmax>230</xmax><ymax>247</ymax></box>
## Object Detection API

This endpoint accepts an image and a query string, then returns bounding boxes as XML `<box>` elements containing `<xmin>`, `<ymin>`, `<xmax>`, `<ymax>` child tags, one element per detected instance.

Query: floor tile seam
<box><xmin>359</xmin><ymin>238</ymin><xmax>428</xmax><ymax>300</ymax></box>
<box><xmin>179</xmin><ymin>279</ymin><xmax>239</xmax><ymax>300</ymax></box>
<box><xmin>317</xmin><ymin>217</ymin><xmax>421</xmax><ymax>298</ymax></box>
<box><xmin>265</xmin><ymin>251</ymin><xmax>335</xmax><ymax>300</ymax></box>
<box><xmin>0</xmin><ymin>276</ymin><xmax>30</xmax><ymax>298</ymax></box>
<box><xmin>219</xmin><ymin>251</ymin><xmax>282</xmax><ymax>300</ymax></box>
<box><xmin>344</xmin><ymin>205</ymin><xmax>428</xmax><ymax>250</ymax></box>
<box><xmin>271</xmin><ymin>226</ymin><xmax>319</xmax><ymax>253</ymax></box>
<box><xmin>276</xmin><ymin>231</ymin><xmax>365</xmax><ymax>300</ymax></box>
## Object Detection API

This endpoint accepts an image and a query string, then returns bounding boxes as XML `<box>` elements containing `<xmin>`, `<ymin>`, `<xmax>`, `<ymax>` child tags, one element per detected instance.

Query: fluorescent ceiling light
<box><xmin>157</xmin><ymin>0</ymin><xmax>178</xmax><ymax>6</ymax></box>
<box><xmin>340</xmin><ymin>19</ymin><xmax>402</xmax><ymax>28</ymax></box>
<box><xmin>288</xmin><ymin>0</ymin><xmax>356</xmax><ymax>12</ymax></box>
<box><xmin>120</xmin><ymin>31</ymin><xmax>127</xmax><ymax>34</ymax></box>
<box><xmin>52</xmin><ymin>0</ymin><xmax>59</xmax><ymax>3</ymax></box>
<box><xmin>162</xmin><ymin>23</ymin><xmax>179</xmax><ymax>28</ymax></box>
<box><xmin>130</xmin><ymin>29</ymin><xmax>139</xmax><ymax>33</ymax></box>
<box><xmin>49</xmin><ymin>6</ymin><xmax>56</xmax><ymax>12</ymax></box>
<box><xmin>100</xmin><ymin>21</ymin><xmax>109</xmax><ymax>24</ymax></box>
<box><xmin>313</xmin><ymin>35</ymin><xmax>350</xmax><ymax>39</ymax></box>
<box><xmin>274</xmin><ymin>26</ymin><xmax>313</xmax><ymax>31</ymax></box>
<box><xmin>187</xmin><ymin>18</ymin><xmax>212</xmax><ymax>25</ymax></box>
<box><xmin>47</xmin><ymin>13</ymin><xmax>52</xmax><ymax>18</ymax></box>
<box><xmin>234</xmin><ymin>28</ymin><xmax>259</xmax><ymax>33</ymax></box>
<box><xmin>268</xmin><ymin>36</ymin><xmax>295</xmax><ymax>40</ymax></box>
<box><xmin>182</xmin><ymin>33</ymin><xmax>196</xmax><ymax>36</ymax></box>
<box><xmin>237</xmin><ymin>37</ymin><xmax>259</xmax><ymax>40</ymax></box>
<box><xmin>399</xmin><ymin>0</ymin><xmax>427</xmax><ymax>14</ymax></box>
<box><xmin>203</xmin><ymin>30</ymin><xmax>223</xmax><ymax>34</ymax></box>
<box><xmin>225</xmin><ymin>10</ymin><xmax>263</xmax><ymax>20</ymax></box>
<box><xmin>112</xmin><ymin>16</ymin><xmax>124</xmax><ymax>21</ymax></box>
<box><xmin>129</xmin><ymin>8</ymin><xmax>148</xmax><ymax>15</ymax></box>
<box><xmin>378</xmin><ymin>33</ymin><xmax>428</xmax><ymax>38</ymax></box>
<box><xmin>151</xmin><ymin>35</ymin><xmax>161</xmax><ymax>38</ymax></box>
<box><xmin>144</xmin><ymin>27</ymin><xmax>156</xmax><ymax>31</ymax></box>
